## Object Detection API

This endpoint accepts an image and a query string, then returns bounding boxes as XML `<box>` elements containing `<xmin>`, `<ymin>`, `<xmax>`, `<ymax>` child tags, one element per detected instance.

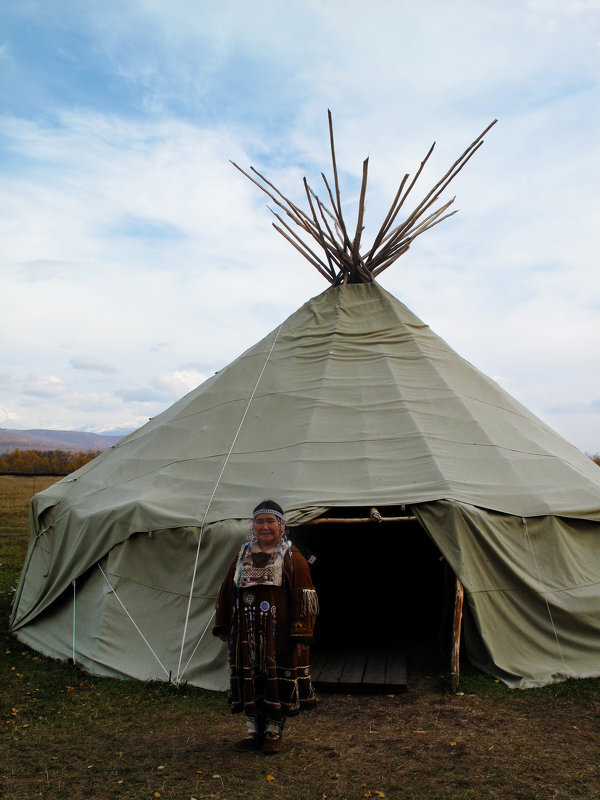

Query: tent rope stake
<box><xmin>175</xmin><ymin>320</ymin><xmax>286</xmax><ymax>684</ymax></box>
<box><xmin>232</xmin><ymin>112</ymin><xmax>497</xmax><ymax>285</ymax></box>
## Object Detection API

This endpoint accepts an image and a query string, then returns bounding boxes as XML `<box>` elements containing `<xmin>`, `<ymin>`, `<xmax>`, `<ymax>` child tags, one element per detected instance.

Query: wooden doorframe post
<box><xmin>450</xmin><ymin>576</ymin><xmax>464</xmax><ymax>693</ymax></box>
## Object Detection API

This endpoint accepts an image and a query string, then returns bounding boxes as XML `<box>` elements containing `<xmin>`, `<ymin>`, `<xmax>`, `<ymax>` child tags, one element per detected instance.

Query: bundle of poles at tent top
<box><xmin>232</xmin><ymin>112</ymin><xmax>497</xmax><ymax>285</ymax></box>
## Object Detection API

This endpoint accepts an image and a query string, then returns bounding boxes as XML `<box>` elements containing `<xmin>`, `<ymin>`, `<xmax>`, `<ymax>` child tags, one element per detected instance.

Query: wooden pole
<box><xmin>300</xmin><ymin>514</ymin><xmax>416</xmax><ymax>525</ymax></box>
<box><xmin>233</xmin><ymin>114</ymin><xmax>497</xmax><ymax>283</ymax></box>
<box><xmin>450</xmin><ymin>576</ymin><xmax>465</xmax><ymax>693</ymax></box>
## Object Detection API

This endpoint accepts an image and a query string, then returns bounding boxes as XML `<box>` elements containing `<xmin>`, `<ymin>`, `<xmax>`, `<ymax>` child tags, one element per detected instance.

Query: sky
<box><xmin>1</xmin><ymin>0</ymin><xmax>599</xmax><ymax>454</ymax></box>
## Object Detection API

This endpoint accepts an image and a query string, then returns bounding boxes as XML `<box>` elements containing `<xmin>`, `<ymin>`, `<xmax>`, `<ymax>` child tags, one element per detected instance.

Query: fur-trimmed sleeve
<box><xmin>213</xmin><ymin>558</ymin><xmax>237</xmax><ymax>639</ymax></box>
<box><xmin>287</xmin><ymin>546</ymin><xmax>319</xmax><ymax>643</ymax></box>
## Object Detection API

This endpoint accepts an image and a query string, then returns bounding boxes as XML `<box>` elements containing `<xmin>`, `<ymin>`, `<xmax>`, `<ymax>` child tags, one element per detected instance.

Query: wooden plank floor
<box><xmin>310</xmin><ymin>649</ymin><xmax>407</xmax><ymax>692</ymax></box>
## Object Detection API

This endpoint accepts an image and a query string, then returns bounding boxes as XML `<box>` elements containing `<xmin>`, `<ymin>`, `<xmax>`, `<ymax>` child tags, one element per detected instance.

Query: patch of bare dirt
<box><xmin>3</xmin><ymin>672</ymin><xmax>599</xmax><ymax>800</ymax></box>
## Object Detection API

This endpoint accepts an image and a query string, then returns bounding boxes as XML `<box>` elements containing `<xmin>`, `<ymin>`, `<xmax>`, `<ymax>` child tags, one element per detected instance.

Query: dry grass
<box><xmin>2</xmin><ymin>475</ymin><xmax>600</xmax><ymax>800</ymax></box>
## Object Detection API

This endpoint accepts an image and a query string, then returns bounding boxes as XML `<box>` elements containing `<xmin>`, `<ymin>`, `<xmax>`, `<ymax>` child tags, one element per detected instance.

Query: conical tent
<box><xmin>10</xmin><ymin>283</ymin><xmax>600</xmax><ymax>688</ymax></box>
<box><xmin>10</xmin><ymin>117</ymin><xmax>600</xmax><ymax>689</ymax></box>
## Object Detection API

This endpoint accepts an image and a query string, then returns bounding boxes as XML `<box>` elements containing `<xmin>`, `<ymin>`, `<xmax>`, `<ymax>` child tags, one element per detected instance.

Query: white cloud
<box><xmin>114</xmin><ymin>369</ymin><xmax>207</xmax><ymax>404</ymax></box>
<box><xmin>116</xmin><ymin>385</ymin><xmax>166</xmax><ymax>403</ymax></box>
<box><xmin>21</xmin><ymin>375</ymin><xmax>68</xmax><ymax>398</ymax></box>
<box><xmin>70</xmin><ymin>356</ymin><xmax>118</xmax><ymax>373</ymax></box>
<box><xmin>155</xmin><ymin>369</ymin><xmax>207</xmax><ymax>397</ymax></box>
<box><xmin>0</xmin><ymin>0</ymin><xmax>599</xmax><ymax>453</ymax></box>
<box><xmin>0</xmin><ymin>405</ymin><xmax>18</xmax><ymax>425</ymax></box>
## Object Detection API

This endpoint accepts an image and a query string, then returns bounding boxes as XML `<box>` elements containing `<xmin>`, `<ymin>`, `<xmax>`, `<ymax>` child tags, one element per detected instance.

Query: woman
<box><xmin>213</xmin><ymin>500</ymin><xmax>318</xmax><ymax>753</ymax></box>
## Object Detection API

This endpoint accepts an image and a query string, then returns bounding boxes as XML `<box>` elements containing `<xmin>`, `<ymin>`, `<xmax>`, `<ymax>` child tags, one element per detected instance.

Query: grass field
<box><xmin>2</xmin><ymin>474</ymin><xmax>600</xmax><ymax>800</ymax></box>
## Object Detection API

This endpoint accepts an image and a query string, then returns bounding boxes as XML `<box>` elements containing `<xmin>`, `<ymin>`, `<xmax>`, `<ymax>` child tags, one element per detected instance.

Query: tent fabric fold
<box><xmin>413</xmin><ymin>502</ymin><xmax>600</xmax><ymax>688</ymax></box>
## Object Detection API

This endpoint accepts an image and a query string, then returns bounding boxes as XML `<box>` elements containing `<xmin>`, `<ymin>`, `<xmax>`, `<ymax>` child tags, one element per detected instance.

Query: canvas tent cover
<box><xmin>11</xmin><ymin>283</ymin><xmax>600</xmax><ymax>688</ymax></box>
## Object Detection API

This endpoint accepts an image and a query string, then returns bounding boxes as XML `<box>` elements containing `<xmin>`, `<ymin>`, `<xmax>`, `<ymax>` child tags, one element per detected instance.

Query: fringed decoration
<box><xmin>300</xmin><ymin>588</ymin><xmax>319</xmax><ymax>617</ymax></box>
<box><xmin>259</xmin><ymin>604</ymin><xmax>268</xmax><ymax>672</ymax></box>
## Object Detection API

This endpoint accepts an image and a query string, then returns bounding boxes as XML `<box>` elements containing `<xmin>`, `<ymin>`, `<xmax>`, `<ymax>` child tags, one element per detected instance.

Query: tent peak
<box><xmin>232</xmin><ymin>113</ymin><xmax>497</xmax><ymax>285</ymax></box>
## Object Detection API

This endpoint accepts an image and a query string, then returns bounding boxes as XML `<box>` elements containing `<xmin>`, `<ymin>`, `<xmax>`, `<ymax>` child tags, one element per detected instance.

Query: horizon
<box><xmin>0</xmin><ymin>425</ymin><xmax>132</xmax><ymax>437</ymax></box>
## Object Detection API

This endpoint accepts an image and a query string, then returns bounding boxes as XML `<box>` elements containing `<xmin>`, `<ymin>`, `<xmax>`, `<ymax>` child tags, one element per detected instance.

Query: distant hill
<box><xmin>0</xmin><ymin>428</ymin><xmax>125</xmax><ymax>455</ymax></box>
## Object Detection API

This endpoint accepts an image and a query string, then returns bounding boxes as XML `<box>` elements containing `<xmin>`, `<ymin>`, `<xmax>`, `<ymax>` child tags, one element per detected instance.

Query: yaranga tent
<box><xmin>10</xmin><ymin>117</ymin><xmax>600</xmax><ymax>690</ymax></box>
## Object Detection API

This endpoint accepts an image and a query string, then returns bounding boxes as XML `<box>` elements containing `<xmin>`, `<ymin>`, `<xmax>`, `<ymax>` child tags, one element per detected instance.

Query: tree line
<box><xmin>0</xmin><ymin>447</ymin><xmax>598</xmax><ymax>477</ymax></box>
<box><xmin>0</xmin><ymin>448</ymin><xmax>102</xmax><ymax>476</ymax></box>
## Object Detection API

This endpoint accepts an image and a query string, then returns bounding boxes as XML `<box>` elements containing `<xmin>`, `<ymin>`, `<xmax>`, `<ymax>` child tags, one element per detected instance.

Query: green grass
<box><xmin>1</xmin><ymin>475</ymin><xmax>229</xmax><ymax>799</ymax></box>
<box><xmin>2</xmin><ymin>475</ymin><xmax>600</xmax><ymax>800</ymax></box>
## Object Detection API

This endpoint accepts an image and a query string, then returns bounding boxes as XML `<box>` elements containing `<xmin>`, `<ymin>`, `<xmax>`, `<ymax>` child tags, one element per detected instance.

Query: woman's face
<box><xmin>253</xmin><ymin>513</ymin><xmax>282</xmax><ymax>550</ymax></box>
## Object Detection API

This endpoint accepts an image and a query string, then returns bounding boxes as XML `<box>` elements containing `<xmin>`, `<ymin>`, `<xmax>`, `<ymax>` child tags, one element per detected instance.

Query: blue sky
<box><xmin>1</xmin><ymin>0</ymin><xmax>599</xmax><ymax>452</ymax></box>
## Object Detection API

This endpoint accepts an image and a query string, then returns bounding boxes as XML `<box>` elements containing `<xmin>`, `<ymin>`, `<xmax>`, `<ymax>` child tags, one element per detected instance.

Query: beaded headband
<box><xmin>253</xmin><ymin>507</ymin><xmax>285</xmax><ymax>521</ymax></box>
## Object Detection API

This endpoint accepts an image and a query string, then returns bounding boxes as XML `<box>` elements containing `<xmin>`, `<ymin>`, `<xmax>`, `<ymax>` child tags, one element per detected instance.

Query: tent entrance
<box><xmin>291</xmin><ymin>507</ymin><xmax>452</xmax><ymax>691</ymax></box>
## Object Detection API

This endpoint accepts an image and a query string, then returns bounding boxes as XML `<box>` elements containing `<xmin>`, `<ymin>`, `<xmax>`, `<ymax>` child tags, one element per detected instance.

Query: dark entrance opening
<box><xmin>291</xmin><ymin>506</ymin><xmax>453</xmax><ymax>691</ymax></box>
